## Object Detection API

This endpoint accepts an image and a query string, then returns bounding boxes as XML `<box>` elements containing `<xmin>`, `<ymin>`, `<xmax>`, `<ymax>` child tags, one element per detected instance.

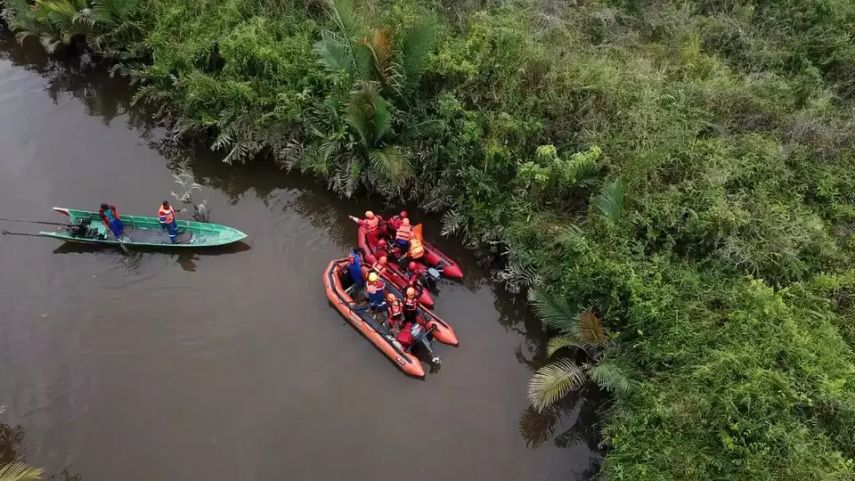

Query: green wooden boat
<box><xmin>38</xmin><ymin>207</ymin><xmax>247</xmax><ymax>248</ymax></box>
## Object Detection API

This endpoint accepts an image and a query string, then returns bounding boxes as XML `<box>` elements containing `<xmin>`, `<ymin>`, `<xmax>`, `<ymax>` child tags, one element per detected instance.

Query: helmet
<box><xmin>406</xmin><ymin>287</ymin><xmax>416</xmax><ymax>297</ymax></box>
<box><xmin>365</xmin><ymin>210</ymin><xmax>375</xmax><ymax>218</ymax></box>
<box><xmin>400</xmin><ymin>210</ymin><xmax>408</xmax><ymax>218</ymax></box>
<box><xmin>378</xmin><ymin>239</ymin><xmax>387</xmax><ymax>247</ymax></box>
<box><xmin>402</xmin><ymin>218</ymin><xmax>410</xmax><ymax>226</ymax></box>
<box><xmin>408</xmin><ymin>261</ymin><xmax>417</xmax><ymax>271</ymax></box>
<box><xmin>386</xmin><ymin>293</ymin><xmax>396</xmax><ymax>302</ymax></box>
<box><xmin>379</xmin><ymin>256</ymin><xmax>388</xmax><ymax>264</ymax></box>
<box><xmin>368</xmin><ymin>272</ymin><xmax>379</xmax><ymax>282</ymax></box>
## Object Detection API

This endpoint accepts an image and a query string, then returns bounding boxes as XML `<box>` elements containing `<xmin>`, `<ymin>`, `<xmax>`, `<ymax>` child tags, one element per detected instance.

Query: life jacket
<box><xmin>408</xmin><ymin>238</ymin><xmax>424</xmax><ymax>259</ymax></box>
<box><xmin>403</xmin><ymin>296</ymin><xmax>418</xmax><ymax>313</ymax></box>
<box><xmin>157</xmin><ymin>206</ymin><xmax>176</xmax><ymax>225</ymax></box>
<box><xmin>366</xmin><ymin>280</ymin><xmax>384</xmax><ymax>295</ymax></box>
<box><xmin>387</xmin><ymin>299</ymin><xmax>404</xmax><ymax>328</ymax></box>
<box><xmin>396</xmin><ymin>224</ymin><xmax>412</xmax><ymax>241</ymax></box>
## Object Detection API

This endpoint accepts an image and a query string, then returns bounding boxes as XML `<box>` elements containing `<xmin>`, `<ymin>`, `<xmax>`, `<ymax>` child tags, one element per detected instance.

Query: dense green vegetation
<box><xmin>3</xmin><ymin>0</ymin><xmax>855</xmax><ymax>479</ymax></box>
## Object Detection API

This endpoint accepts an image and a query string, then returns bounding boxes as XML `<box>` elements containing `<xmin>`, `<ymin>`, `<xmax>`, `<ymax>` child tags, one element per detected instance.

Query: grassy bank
<box><xmin>4</xmin><ymin>0</ymin><xmax>855</xmax><ymax>479</ymax></box>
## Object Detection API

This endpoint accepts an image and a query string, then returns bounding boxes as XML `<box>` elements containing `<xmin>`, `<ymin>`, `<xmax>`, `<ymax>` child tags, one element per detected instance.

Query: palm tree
<box><xmin>313</xmin><ymin>0</ymin><xmax>437</xmax><ymax>97</ymax></box>
<box><xmin>527</xmin><ymin>289</ymin><xmax>636</xmax><ymax>412</ymax></box>
<box><xmin>311</xmin><ymin>0</ymin><xmax>436</xmax><ymax>195</ymax></box>
<box><xmin>0</xmin><ymin>463</ymin><xmax>43</xmax><ymax>481</ymax></box>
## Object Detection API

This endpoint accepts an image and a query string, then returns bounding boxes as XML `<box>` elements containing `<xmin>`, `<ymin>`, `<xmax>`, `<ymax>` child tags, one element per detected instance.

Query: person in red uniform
<box><xmin>385</xmin><ymin>292</ymin><xmax>405</xmax><ymax>332</ymax></box>
<box><xmin>386</xmin><ymin>210</ymin><xmax>408</xmax><ymax>236</ymax></box>
<box><xmin>394</xmin><ymin>287</ymin><xmax>439</xmax><ymax>364</ymax></box>
<box><xmin>349</xmin><ymin>210</ymin><xmax>383</xmax><ymax>248</ymax></box>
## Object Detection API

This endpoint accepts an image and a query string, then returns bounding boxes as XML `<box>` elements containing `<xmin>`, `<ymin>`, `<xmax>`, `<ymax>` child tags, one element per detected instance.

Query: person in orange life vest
<box><xmin>157</xmin><ymin>200</ymin><xmax>181</xmax><ymax>244</ymax></box>
<box><xmin>387</xmin><ymin>210</ymin><xmax>408</xmax><ymax>236</ymax></box>
<box><xmin>365</xmin><ymin>271</ymin><xmax>386</xmax><ymax>310</ymax></box>
<box><xmin>98</xmin><ymin>203</ymin><xmax>124</xmax><ymax>239</ymax></box>
<box><xmin>349</xmin><ymin>210</ymin><xmax>383</xmax><ymax>248</ymax></box>
<box><xmin>395</xmin><ymin>217</ymin><xmax>412</xmax><ymax>251</ymax></box>
<box><xmin>408</xmin><ymin>236</ymin><xmax>425</xmax><ymax>261</ymax></box>
<box><xmin>395</xmin><ymin>288</ymin><xmax>440</xmax><ymax>364</ymax></box>
<box><xmin>402</xmin><ymin>286</ymin><xmax>421</xmax><ymax>326</ymax></box>
<box><xmin>385</xmin><ymin>292</ymin><xmax>405</xmax><ymax>332</ymax></box>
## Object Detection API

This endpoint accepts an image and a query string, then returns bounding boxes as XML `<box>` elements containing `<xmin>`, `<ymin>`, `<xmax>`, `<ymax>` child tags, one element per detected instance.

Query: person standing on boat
<box><xmin>385</xmin><ymin>292</ymin><xmax>405</xmax><ymax>332</ymax></box>
<box><xmin>157</xmin><ymin>200</ymin><xmax>180</xmax><ymax>244</ymax></box>
<box><xmin>366</xmin><ymin>272</ymin><xmax>386</xmax><ymax>310</ymax></box>
<box><xmin>349</xmin><ymin>210</ymin><xmax>383</xmax><ymax>248</ymax></box>
<box><xmin>98</xmin><ymin>203</ymin><xmax>124</xmax><ymax>239</ymax></box>
<box><xmin>403</xmin><ymin>287</ymin><xmax>420</xmax><ymax>325</ymax></box>
<box><xmin>347</xmin><ymin>249</ymin><xmax>365</xmax><ymax>290</ymax></box>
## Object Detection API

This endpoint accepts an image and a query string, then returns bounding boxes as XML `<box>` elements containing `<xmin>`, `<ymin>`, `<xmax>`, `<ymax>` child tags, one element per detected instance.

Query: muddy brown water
<box><xmin>0</xmin><ymin>32</ymin><xmax>601</xmax><ymax>481</ymax></box>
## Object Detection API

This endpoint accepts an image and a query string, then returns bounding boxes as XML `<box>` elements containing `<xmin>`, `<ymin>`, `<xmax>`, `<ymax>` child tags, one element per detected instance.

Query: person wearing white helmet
<box><xmin>349</xmin><ymin>210</ymin><xmax>384</xmax><ymax>248</ymax></box>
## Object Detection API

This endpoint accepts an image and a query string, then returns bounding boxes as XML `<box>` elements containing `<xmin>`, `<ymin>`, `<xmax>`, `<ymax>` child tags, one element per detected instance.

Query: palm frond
<box><xmin>587</xmin><ymin>360</ymin><xmax>636</xmax><ymax>397</ymax></box>
<box><xmin>0</xmin><ymin>463</ymin><xmax>44</xmax><ymax>481</ymax></box>
<box><xmin>400</xmin><ymin>20</ymin><xmax>437</xmax><ymax>91</ymax></box>
<box><xmin>313</xmin><ymin>30</ymin><xmax>353</xmax><ymax>74</ymax></box>
<box><xmin>577</xmin><ymin>309</ymin><xmax>608</xmax><ymax>347</ymax></box>
<box><xmin>529</xmin><ymin>288</ymin><xmax>578</xmax><ymax>333</ymax></box>
<box><xmin>325</xmin><ymin>0</ymin><xmax>364</xmax><ymax>40</ymax></box>
<box><xmin>362</xmin><ymin>27</ymin><xmax>395</xmax><ymax>86</ymax></box>
<box><xmin>546</xmin><ymin>335</ymin><xmax>585</xmax><ymax>357</ymax></box>
<box><xmin>594</xmin><ymin>178</ymin><xmax>625</xmax><ymax>221</ymax></box>
<box><xmin>528</xmin><ymin>359</ymin><xmax>587</xmax><ymax>413</ymax></box>
<box><xmin>345</xmin><ymin>81</ymin><xmax>392</xmax><ymax>147</ymax></box>
<box><xmin>369</xmin><ymin>145</ymin><xmax>411</xmax><ymax>187</ymax></box>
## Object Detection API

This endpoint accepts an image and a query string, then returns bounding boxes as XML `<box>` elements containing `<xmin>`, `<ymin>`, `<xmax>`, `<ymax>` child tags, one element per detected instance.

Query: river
<box><xmin>0</xmin><ymin>32</ymin><xmax>601</xmax><ymax>481</ymax></box>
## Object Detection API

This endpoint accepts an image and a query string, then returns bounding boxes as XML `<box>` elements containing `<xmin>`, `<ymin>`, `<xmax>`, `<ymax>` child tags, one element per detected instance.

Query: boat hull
<box><xmin>324</xmin><ymin>259</ymin><xmax>425</xmax><ymax>377</ymax></box>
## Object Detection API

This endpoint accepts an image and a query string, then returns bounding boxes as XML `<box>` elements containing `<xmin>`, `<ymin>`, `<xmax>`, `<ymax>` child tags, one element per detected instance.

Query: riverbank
<box><xmin>4</xmin><ymin>1</ymin><xmax>855</xmax><ymax>480</ymax></box>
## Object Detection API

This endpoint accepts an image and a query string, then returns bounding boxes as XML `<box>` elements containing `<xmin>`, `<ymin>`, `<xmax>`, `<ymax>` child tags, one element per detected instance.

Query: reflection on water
<box><xmin>0</xmin><ymin>415</ymin><xmax>81</xmax><ymax>481</ymax></box>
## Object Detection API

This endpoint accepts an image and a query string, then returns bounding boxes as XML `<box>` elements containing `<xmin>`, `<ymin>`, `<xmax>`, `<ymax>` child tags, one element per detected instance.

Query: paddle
<box><xmin>1</xmin><ymin>230</ymin><xmax>53</xmax><ymax>238</ymax></box>
<box><xmin>0</xmin><ymin>218</ymin><xmax>70</xmax><ymax>227</ymax></box>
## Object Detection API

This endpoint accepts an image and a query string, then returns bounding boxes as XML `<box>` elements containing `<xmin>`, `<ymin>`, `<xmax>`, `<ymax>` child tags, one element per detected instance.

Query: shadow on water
<box><xmin>52</xmin><ymin>241</ymin><xmax>252</xmax><ymax>272</ymax></box>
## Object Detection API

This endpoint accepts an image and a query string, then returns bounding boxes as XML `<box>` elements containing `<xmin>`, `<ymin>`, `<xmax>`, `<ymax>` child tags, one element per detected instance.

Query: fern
<box><xmin>594</xmin><ymin>178</ymin><xmax>626</xmax><ymax>221</ymax></box>
<box><xmin>528</xmin><ymin>359</ymin><xmax>587</xmax><ymax>413</ymax></box>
